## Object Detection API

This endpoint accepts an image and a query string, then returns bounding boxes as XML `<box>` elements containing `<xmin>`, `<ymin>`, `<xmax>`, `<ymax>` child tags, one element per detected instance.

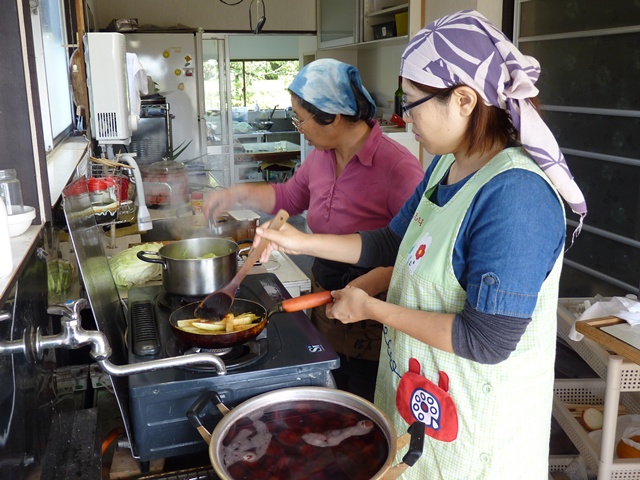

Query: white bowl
<box><xmin>7</xmin><ymin>205</ymin><xmax>35</xmax><ymax>237</ymax></box>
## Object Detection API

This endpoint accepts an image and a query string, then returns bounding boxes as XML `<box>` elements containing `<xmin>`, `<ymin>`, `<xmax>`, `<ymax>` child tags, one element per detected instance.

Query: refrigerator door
<box><xmin>200</xmin><ymin>35</ymin><xmax>234</xmax><ymax>187</ymax></box>
<box><xmin>124</xmin><ymin>33</ymin><xmax>205</xmax><ymax>164</ymax></box>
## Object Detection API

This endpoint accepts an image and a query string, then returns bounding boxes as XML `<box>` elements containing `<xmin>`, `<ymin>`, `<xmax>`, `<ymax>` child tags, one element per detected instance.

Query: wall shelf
<box><xmin>366</xmin><ymin>2</ymin><xmax>408</xmax><ymax>18</ymax></box>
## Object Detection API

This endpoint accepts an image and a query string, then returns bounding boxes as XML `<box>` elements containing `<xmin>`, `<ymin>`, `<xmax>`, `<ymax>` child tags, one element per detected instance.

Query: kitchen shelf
<box><xmin>363</xmin><ymin>0</ymin><xmax>408</xmax><ymax>43</ymax></box>
<box><xmin>365</xmin><ymin>1</ymin><xmax>408</xmax><ymax>18</ymax></box>
<box><xmin>318</xmin><ymin>0</ymin><xmax>410</xmax><ymax>50</ymax></box>
<box><xmin>554</xmin><ymin>298</ymin><xmax>640</xmax><ymax>478</ymax></box>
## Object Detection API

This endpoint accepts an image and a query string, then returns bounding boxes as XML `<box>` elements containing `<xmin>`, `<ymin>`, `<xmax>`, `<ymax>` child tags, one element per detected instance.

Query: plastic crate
<box><xmin>554</xmin><ymin>376</ymin><xmax>640</xmax><ymax>478</ymax></box>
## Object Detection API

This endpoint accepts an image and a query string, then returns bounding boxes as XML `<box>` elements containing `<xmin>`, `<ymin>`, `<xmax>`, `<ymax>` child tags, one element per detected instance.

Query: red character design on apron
<box><xmin>396</xmin><ymin>358</ymin><xmax>458</xmax><ymax>442</ymax></box>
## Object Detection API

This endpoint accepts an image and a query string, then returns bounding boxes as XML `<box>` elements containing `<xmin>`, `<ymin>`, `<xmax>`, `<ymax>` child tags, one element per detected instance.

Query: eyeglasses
<box><xmin>401</xmin><ymin>93</ymin><xmax>436</xmax><ymax>118</ymax></box>
<box><xmin>291</xmin><ymin>114</ymin><xmax>314</xmax><ymax>131</ymax></box>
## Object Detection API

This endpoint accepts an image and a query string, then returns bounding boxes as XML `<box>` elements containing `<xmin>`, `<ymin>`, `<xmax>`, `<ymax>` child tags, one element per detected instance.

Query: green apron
<box><xmin>375</xmin><ymin>148</ymin><xmax>564</xmax><ymax>479</ymax></box>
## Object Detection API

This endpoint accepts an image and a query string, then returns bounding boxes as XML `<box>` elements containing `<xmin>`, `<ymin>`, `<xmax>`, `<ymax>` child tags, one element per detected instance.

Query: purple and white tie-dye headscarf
<box><xmin>289</xmin><ymin>58</ymin><xmax>376</xmax><ymax>117</ymax></box>
<box><xmin>401</xmin><ymin>10</ymin><xmax>587</xmax><ymax>231</ymax></box>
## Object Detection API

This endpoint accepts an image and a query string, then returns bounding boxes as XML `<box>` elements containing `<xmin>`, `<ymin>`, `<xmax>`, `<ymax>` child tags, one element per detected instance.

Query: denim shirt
<box><xmin>389</xmin><ymin>155</ymin><xmax>565</xmax><ymax>318</ymax></box>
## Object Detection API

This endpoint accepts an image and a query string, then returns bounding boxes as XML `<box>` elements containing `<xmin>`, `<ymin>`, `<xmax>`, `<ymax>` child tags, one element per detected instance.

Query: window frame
<box><xmin>30</xmin><ymin>0</ymin><xmax>75</xmax><ymax>154</ymax></box>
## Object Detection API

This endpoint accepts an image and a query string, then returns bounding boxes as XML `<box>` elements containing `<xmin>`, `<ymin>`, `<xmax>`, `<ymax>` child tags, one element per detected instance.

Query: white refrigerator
<box><xmin>125</xmin><ymin>32</ymin><xmax>234</xmax><ymax>187</ymax></box>
<box><xmin>124</xmin><ymin>33</ymin><xmax>203</xmax><ymax>163</ymax></box>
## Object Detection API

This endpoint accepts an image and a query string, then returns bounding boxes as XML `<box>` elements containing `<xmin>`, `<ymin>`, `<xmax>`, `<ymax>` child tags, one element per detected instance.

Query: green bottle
<box><xmin>394</xmin><ymin>76</ymin><xmax>403</xmax><ymax>117</ymax></box>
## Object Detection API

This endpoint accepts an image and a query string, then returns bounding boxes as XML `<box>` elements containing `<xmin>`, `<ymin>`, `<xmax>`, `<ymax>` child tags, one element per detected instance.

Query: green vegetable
<box><xmin>109</xmin><ymin>243</ymin><xmax>164</xmax><ymax>288</ymax></box>
<box><xmin>48</xmin><ymin>259</ymin><xmax>74</xmax><ymax>296</ymax></box>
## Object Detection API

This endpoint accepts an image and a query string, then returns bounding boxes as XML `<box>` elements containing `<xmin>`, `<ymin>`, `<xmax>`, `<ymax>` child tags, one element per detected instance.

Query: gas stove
<box><xmin>126</xmin><ymin>273</ymin><xmax>339</xmax><ymax>463</ymax></box>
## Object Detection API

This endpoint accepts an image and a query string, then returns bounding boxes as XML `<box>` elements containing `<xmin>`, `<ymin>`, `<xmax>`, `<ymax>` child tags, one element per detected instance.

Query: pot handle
<box><xmin>187</xmin><ymin>391</ymin><xmax>231</xmax><ymax>445</ymax></box>
<box><xmin>136</xmin><ymin>250</ymin><xmax>166</xmax><ymax>267</ymax></box>
<box><xmin>381</xmin><ymin>421</ymin><xmax>426</xmax><ymax>480</ymax></box>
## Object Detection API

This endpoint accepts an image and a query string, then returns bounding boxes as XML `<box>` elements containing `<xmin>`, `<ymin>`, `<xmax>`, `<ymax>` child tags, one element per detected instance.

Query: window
<box><xmin>516</xmin><ymin>0</ymin><xmax>640</xmax><ymax>297</ymax></box>
<box><xmin>229</xmin><ymin>60</ymin><xmax>299</xmax><ymax>109</ymax></box>
<box><xmin>30</xmin><ymin>0</ymin><xmax>74</xmax><ymax>152</ymax></box>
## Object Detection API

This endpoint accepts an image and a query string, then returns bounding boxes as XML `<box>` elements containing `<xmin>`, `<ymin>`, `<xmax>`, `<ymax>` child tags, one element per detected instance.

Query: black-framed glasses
<box><xmin>291</xmin><ymin>113</ymin><xmax>314</xmax><ymax>131</ymax></box>
<box><xmin>401</xmin><ymin>93</ymin><xmax>436</xmax><ymax>118</ymax></box>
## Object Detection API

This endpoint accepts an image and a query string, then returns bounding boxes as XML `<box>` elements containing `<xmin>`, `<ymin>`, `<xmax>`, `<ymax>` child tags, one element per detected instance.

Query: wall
<box><xmin>357</xmin><ymin>43</ymin><xmax>405</xmax><ymax>111</ymax></box>
<box><xmin>92</xmin><ymin>0</ymin><xmax>316</xmax><ymax>33</ymax></box>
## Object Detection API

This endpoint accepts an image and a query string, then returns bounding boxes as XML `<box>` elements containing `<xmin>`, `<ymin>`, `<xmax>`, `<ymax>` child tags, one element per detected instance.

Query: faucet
<box><xmin>0</xmin><ymin>299</ymin><xmax>227</xmax><ymax>375</ymax></box>
<box><xmin>118</xmin><ymin>154</ymin><xmax>153</xmax><ymax>232</ymax></box>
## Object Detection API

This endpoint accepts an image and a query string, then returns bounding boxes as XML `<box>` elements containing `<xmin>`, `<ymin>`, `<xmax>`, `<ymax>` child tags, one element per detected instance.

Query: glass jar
<box><xmin>140</xmin><ymin>160</ymin><xmax>189</xmax><ymax>207</ymax></box>
<box><xmin>0</xmin><ymin>169</ymin><xmax>24</xmax><ymax>215</ymax></box>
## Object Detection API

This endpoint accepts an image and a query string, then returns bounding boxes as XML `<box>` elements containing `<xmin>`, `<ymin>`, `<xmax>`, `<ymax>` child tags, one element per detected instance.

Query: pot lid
<box><xmin>142</xmin><ymin>159</ymin><xmax>187</xmax><ymax>174</ymax></box>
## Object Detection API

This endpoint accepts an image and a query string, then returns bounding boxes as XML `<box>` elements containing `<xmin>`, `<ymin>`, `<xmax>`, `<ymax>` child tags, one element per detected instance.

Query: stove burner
<box><xmin>156</xmin><ymin>287</ymin><xmax>243</xmax><ymax>311</ymax></box>
<box><xmin>165</xmin><ymin>337</ymin><xmax>269</xmax><ymax>372</ymax></box>
<box><xmin>156</xmin><ymin>290</ymin><xmax>204</xmax><ymax>310</ymax></box>
<box><xmin>187</xmin><ymin>346</ymin><xmax>233</xmax><ymax>356</ymax></box>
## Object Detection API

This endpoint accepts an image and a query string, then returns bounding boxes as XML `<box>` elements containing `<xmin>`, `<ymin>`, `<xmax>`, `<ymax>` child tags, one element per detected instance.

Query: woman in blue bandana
<box><xmin>253</xmin><ymin>10</ymin><xmax>586</xmax><ymax>479</ymax></box>
<box><xmin>203</xmin><ymin>59</ymin><xmax>424</xmax><ymax>402</ymax></box>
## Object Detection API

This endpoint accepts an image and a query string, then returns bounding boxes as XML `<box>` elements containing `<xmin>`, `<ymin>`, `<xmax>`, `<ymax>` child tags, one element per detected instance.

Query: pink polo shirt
<box><xmin>272</xmin><ymin>122</ymin><xmax>423</xmax><ymax>235</ymax></box>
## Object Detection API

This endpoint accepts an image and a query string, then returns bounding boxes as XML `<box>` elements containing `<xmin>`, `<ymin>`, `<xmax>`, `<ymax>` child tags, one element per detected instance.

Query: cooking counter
<box><xmin>235</xmin><ymin>141</ymin><xmax>300</xmax><ymax>163</ymax></box>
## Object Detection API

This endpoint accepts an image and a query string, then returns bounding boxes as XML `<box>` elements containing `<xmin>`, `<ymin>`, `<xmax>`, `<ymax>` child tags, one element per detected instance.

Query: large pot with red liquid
<box><xmin>188</xmin><ymin>387</ymin><xmax>425</xmax><ymax>480</ymax></box>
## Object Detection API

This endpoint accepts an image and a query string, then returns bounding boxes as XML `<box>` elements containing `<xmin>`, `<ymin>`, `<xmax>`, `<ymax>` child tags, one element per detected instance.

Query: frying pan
<box><xmin>169</xmin><ymin>291</ymin><xmax>333</xmax><ymax>349</ymax></box>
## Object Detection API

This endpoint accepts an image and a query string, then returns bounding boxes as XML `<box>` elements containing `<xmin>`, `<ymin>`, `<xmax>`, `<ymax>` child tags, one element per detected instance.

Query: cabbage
<box><xmin>48</xmin><ymin>259</ymin><xmax>74</xmax><ymax>296</ymax></box>
<box><xmin>109</xmin><ymin>243</ymin><xmax>164</xmax><ymax>288</ymax></box>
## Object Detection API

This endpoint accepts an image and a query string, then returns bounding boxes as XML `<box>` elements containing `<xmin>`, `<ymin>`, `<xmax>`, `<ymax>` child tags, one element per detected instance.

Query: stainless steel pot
<box><xmin>188</xmin><ymin>387</ymin><xmax>425</xmax><ymax>480</ymax></box>
<box><xmin>137</xmin><ymin>237</ymin><xmax>238</xmax><ymax>296</ymax></box>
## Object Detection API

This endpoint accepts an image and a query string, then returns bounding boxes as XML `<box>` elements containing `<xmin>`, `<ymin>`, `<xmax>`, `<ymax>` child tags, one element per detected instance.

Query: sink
<box><xmin>253</xmin><ymin>117</ymin><xmax>296</xmax><ymax>133</ymax></box>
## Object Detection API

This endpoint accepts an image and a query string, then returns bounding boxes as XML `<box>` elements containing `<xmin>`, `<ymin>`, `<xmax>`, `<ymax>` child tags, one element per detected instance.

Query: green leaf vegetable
<box><xmin>109</xmin><ymin>243</ymin><xmax>164</xmax><ymax>288</ymax></box>
<box><xmin>47</xmin><ymin>259</ymin><xmax>74</xmax><ymax>296</ymax></box>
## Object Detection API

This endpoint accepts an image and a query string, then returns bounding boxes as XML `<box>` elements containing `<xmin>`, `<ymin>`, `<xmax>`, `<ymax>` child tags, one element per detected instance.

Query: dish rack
<box><xmin>554</xmin><ymin>298</ymin><xmax>640</xmax><ymax>478</ymax></box>
<box><xmin>89</xmin><ymin>157</ymin><xmax>140</xmax><ymax>247</ymax></box>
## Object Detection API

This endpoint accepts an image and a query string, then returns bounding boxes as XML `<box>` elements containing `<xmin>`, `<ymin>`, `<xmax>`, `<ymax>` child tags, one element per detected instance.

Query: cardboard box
<box><xmin>395</xmin><ymin>12</ymin><xmax>408</xmax><ymax>37</ymax></box>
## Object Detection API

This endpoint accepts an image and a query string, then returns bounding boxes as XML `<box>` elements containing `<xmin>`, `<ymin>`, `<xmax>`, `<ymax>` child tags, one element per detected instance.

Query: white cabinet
<box><xmin>317</xmin><ymin>0</ymin><xmax>361</xmax><ymax>48</ymax></box>
<box><xmin>363</xmin><ymin>0</ymin><xmax>409</xmax><ymax>43</ymax></box>
<box><xmin>234</xmin><ymin>162</ymin><xmax>263</xmax><ymax>183</ymax></box>
<box><xmin>317</xmin><ymin>0</ymin><xmax>411</xmax><ymax>50</ymax></box>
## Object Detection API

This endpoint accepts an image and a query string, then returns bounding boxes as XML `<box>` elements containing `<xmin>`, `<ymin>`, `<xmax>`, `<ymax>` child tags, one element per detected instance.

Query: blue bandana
<box><xmin>289</xmin><ymin>58</ymin><xmax>376</xmax><ymax>117</ymax></box>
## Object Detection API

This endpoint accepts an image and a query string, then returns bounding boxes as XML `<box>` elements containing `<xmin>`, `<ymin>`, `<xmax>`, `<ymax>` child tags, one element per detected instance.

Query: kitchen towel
<box><xmin>569</xmin><ymin>296</ymin><xmax>640</xmax><ymax>341</ymax></box>
<box><xmin>126</xmin><ymin>53</ymin><xmax>148</xmax><ymax>124</ymax></box>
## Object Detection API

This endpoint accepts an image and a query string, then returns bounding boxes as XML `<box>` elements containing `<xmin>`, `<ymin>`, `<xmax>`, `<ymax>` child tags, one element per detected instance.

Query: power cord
<box><xmin>249</xmin><ymin>0</ymin><xmax>266</xmax><ymax>34</ymax></box>
<box><xmin>220</xmin><ymin>0</ymin><xmax>244</xmax><ymax>5</ymax></box>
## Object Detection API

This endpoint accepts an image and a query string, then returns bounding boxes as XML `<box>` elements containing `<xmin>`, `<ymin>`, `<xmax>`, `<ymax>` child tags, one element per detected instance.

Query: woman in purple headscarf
<box><xmin>254</xmin><ymin>10</ymin><xmax>586</xmax><ymax>478</ymax></box>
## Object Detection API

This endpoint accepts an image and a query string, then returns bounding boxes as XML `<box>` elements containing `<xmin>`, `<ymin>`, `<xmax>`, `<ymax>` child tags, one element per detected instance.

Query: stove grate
<box><xmin>137</xmin><ymin>466</ymin><xmax>219</xmax><ymax>480</ymax></box>
<box><xmin>131</xmin><ymin>301</ymin><xmax>161</xmax><ymax>355</ymax></box>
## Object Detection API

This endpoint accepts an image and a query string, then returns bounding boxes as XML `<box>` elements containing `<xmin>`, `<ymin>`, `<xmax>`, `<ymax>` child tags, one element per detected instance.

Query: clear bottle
<box><xmin>0</xmin><ymin>169</ymin><xmax>24</xmax><ymax>215</ymax></box>
<box><xmin>394</xmin><ymin>76</ymin><xmax>404</xmax><ymax>118</ymax></box>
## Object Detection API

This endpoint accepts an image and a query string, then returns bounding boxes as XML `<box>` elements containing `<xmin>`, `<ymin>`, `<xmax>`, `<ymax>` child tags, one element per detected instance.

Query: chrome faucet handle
<box><xmin>47</xmin><ymin>298</ymin><xmax>88</xmax><ymax>320</ymax></box>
